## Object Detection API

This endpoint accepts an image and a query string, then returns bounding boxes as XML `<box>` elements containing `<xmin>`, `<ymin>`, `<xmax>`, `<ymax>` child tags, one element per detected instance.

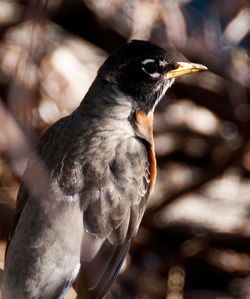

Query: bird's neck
<box><xmin>77</xmin><ymin>77</ymin><xmax>155</xmax><ymax>145</ymax></box>
<box><xmin>78</xmin><ymin>77</ymin><xmax>133</xmax><ymax>121</ymax></box>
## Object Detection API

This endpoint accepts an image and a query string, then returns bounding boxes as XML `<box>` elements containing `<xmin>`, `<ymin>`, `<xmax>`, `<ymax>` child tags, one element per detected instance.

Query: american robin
<box><xmin>2</xmin><ymin>40</ymin><xmax>207</xmax><ymax>299</ymax></box>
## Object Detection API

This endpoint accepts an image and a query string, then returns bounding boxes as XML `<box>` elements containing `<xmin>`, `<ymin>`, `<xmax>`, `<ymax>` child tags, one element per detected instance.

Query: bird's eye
<box><xmin>141</xmin><ymin>59</ymin><xmax>160</xmax><ymax>78</ymax></box>
<box><xmin>143</xmin><ymin>62</ymin><xmax>158</xmax><ymax>74</ymax></box>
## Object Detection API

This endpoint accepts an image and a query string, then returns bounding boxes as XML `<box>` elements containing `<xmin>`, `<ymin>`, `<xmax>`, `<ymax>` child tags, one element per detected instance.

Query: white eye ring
<box><xmin>141</xmin><ymin>58</ymin><xmax>160</xmax><ymax>78</ymax></box>
<box><xmin>142</xmin><ymin>58</ymin><xmax>155</xmax><ymax>65</ymax></box>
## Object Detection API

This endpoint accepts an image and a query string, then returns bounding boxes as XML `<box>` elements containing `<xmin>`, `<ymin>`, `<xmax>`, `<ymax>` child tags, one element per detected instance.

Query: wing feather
<box><xmin>75</xmin><ymin>138</ymin><xmax>152</xmax><ymax>298</ymax></box>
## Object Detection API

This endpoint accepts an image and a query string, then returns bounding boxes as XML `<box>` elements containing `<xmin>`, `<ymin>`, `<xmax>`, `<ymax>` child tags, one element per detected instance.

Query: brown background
<box><xmin>0</xmin><ymin>0</ymin><xmax>250</xmax><ymax>298</ymax></box>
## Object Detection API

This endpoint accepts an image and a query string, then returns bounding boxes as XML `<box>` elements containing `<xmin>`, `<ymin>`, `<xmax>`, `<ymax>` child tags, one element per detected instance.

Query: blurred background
<box><xmin>0</xmin><ymin>0</ymin><xmax>250</xmax><ymax>298</ymax></box>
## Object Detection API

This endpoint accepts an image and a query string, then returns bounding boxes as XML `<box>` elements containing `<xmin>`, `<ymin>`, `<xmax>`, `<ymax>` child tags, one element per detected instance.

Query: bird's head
<box><xmin>98</xmin><ymin>40</ymin><xmax>207</xmax><ymax>115</ymax></box>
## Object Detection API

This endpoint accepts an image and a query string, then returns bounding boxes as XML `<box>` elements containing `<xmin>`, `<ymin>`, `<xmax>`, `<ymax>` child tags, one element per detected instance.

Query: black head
<box><xmin>98</xmin><ymin>40</ymin><xmax>207</xmax><ymax>114</ymax></box>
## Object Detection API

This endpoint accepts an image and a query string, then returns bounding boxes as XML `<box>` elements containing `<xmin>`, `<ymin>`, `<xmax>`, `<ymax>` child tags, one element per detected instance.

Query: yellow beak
<box><xmin>166</xmin><ymin>62</ymin><xmax>208</xmax><ymax>79</ymax></box>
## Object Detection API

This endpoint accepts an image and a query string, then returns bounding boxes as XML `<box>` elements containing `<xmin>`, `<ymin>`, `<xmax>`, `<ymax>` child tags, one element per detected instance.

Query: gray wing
<box><xmin>74</xmin><ymin>137</ymin><xmax>151</xmax><ymax>299</ymax></box>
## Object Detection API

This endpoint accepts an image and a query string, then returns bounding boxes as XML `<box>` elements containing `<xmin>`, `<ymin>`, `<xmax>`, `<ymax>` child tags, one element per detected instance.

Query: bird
<box><xmin>2</xmin><ymin>40</ymin><xmax>207</xmax><ymax>299</ymax></box>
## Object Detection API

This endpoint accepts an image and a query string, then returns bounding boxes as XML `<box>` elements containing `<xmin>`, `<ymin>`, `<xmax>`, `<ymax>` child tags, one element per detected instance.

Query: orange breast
<box><xmin>135</xmin><ymin>110</ymin><xmax>156</xmax><ymax>192</ymax></box>
<box><xmin>148</xmin><ymin>143</ymin><xmax>156</xmax><ymax>192</ymax></box>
